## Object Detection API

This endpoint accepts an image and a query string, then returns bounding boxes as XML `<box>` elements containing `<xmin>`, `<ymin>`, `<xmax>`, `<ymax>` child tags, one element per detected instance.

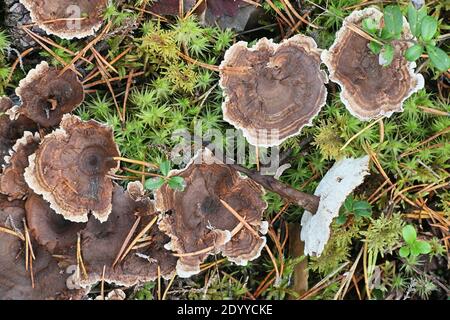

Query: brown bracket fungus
<box><xmin>156</xmin><ymin>149</ymin><xmax>268</xmax><ymax>278</ymax></box>
<box><xmin>24</xmin><ymin>114</ymin><xmax>120</xmax><ymax>223</ymax></box>
<box><xmin>73</xmin><ymin>183</ymin><xmax>176</xmax><ymax>289</ymax></box>
<box><xmin>149</xmin><ymin>0</ymin><xmax>196</xmax><ymax>15</ymax></box>
<box><xmin>0</xmin><ymin>195</ymin><xmax>82</xmax><ymax>300</ymax></box>
<box><xmin>219</xmin><ymin>35</ymin><xmax>328</xmax><ymax>147</ymax></box>
<box><xmin>25</xmin><ymin>193</ymin><xmax>86</xmax><ymax>254</ymax></box>
<box><xmin>300</xmin><ymin>156</ymin><xmax>370</xmax><ymax>256</ymax></box>
<box><xmin>321</xmin><ymin>8</ymin><xmax>424</xmax><ymax>120</ymax></box>
<box><xmin>14</xmin><ymin>62</ymin><xmax>85</xmax><ymax>128</ymax></box>
<box><xmin>0</xmin><ymin>132</ymin><xmax>40</xmax><ymax>200</ymax></box>
<box><xmin>0</xmin><ymin>97</ymin><xmax>37</xmax><ymax>171</ymax></box>
<box><xmin>19</xmin><ymin>0</ymin><xmax>108</xmax><ymax>39</ymax></box>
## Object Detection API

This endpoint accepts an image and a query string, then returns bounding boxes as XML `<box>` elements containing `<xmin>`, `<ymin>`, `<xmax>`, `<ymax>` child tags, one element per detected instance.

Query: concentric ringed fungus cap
<box><xmin>72</xmin><ymin>184</ymin><xmax>176</xmax><ymax>289</ymax></box>
<box><xmin>0</xmin><ymin>97</ymin><xmax>37</xmax><ymax>171</ymax></box>
<box><xmin>0</xmin><ymin>196</ymin><xmax>83</xmax><ymax>300</ymax></box>
<box><xmin>219</xmin><ymin>35</ymin><xmax>328</xmax><ymax>147</ymax></box>
<box><xmin>300</xmin><ymin>156</ymin><xmax>370</xmax><ymax>256</ymax></box>
<box><xmin>321</xmin><ymin>8</ymin><xmax>424</xmax><ymax>120</ymax></box>
<box><xmin>14</xmin><ymin>62</ymin><xmax>84</xmax><ymax>128</ymax></box>
<box><xmin>0</xmin><ymin>132</ymin><xmax>40</xmax><ymax>200</ymax></box>
<box><xmin>19</xmin><ymin>0</ymin><xmax>108</xmax><ymax>39</ymax></box>
<box><xmin>156</xmin><ymin>149</ymin><xmax>268</xmax><ymax>278</ymax></box>
<box><xmin>24</xmin><ymin>114</ymin><xmax>120</xmax><ymax>223</ymax></box>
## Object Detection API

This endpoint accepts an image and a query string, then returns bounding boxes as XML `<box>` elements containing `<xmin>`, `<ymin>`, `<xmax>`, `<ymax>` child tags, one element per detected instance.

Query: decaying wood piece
<box><xmin>156</xmin><ymin>149</ymin><xmax>268</xmax><ymax>278</ymax></box>
<box><xmin>24</xmin><ymin>115</ymin><xmax>120</xmax><ymax>223</ymax></box>
<box><xmin>321</xmin><ymin>8</ymin><xmax>424</xmax><ymax>120</ymax></box>
<box><xmin>301</xmin><ymin>156</ymin><xmax>370</xmax><ymax>256</ymax></box>
<box><xmin>13</xmin><ymin>62</ymin><xmax>85</xmax><ymax>128</ymax></box>
<box><xmin>220</xmin><ymin>35</ymin><xmax>328</xmax><ymax>147</ymax></box>
<box><xmin>19</xmin><ymin>0</ymin><xmax>108</xmax><ymax>39</ymax></box>
<box><xmin>0</xmin><ymin>132</ymin><xmax>40</xmax><ymax>200</ymax></box>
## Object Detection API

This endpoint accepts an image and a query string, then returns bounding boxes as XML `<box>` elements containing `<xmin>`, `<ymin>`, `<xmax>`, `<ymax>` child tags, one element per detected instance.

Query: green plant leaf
<box><xmin>416</xmin><ymin>240</ymin><xmax>432</xmax><ymax>254</ymax></box>
<box><xmin>402</xmin><ymin>225</ymin><xmax>417</xmax><ymax>244</ymax></box>
<box><xmin>399</xmin><ymin>246</ymin><xmax>410</xmax><ymax>258</ymax></box>
<box><xmin>379</xmin><ymin>44</ymin><xmax>395</xmax><ymax>67</ymax></box>
<box><xmin>168</xmin><ymin>176</ymin><xmax>186</xmax><ymax>191</ymax></box>
<box><xmin>336</xmin><ymin>213</ymin><xmax>347</xmax><ymax>225</ymax></box>
<box><xmin>368</xmin><ymin>41</ymin><xmax>382</xmax><ymax>55</ymax></box>
<box><xmin>420</xmin><ymin>16</ymin><xmax>438</xmax><ymax>42</ymax></box>
<box><xmin>383</xmin><ymin>5</ymin><xmax>403</xmax><ymax>39</ymax></box>
<box><xmin>343</xmin><ymin>196</ymin><xmax>354</xmax><ymax>212</ymax></box>
<box><xmin>405</xmin><ymin>44</ymin><xmax>423</xmax><ymax>61</ymax></box>
<box><xmin>407</xmin><ymin>4</ymin><xmax>419</xmax><ymax>37</ymax></box>
<box><xmin>362</xmin><ymin>18</ymin><xmax>378</xmax><ymax>34</ymax></box>
<box><xmin>144</xmin><ymin>177</ymin><xmax>165</xmax><ymax>190</ymax></box>
<box><xmin>160</xmin><ymin>160</ymin><xmax>171</xmax><ymax>176</ymax></box>
<box><xmin>426</xmin><ymin>45</ymin><xmax>450</xmax><ymax>72</ymax></box>
<box><xmin>353</xmin><ymin>201</ymin><xmax>372</xmax><ymax>217</ymax></box>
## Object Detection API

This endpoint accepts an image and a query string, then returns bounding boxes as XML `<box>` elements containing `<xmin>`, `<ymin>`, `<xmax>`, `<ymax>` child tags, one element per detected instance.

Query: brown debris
<box><xmin>14</xmin><ymin>62</ymin><xmax>85</xmax><ymax>128</ymax></box>
<box><xmin>72</xmin><ymin>184</ymin><xmax>176</xmax><ymax>288</ymax></box>
<box><xmin>220</xmin><ymin>35</ymin><xmax>328</xmax><ymax>147</ymax></box>
<box><xmin>156</xmin><ymin>149</ymin><xmax>268</xmax><ymax>278</ymax></box>
<box><xmin>24</xmin><ymin>115</ymin><xmax>120</xmax><ymax>223</ymax></box>
<box><xmin>149</xmin><ymin>0</ymin><xmax>195</xmax><ymax>15</ymax></box>
<box><xmin>19</xmin><ymin>0</ymin><xmax>108</xmax><ymax>39</ymax></box>
<box><xmin>321</xmin><ymin>8</ymin><xmax>424</xmax><ymax>120</ymax></box>
<box><xmin>0</xmin><ymin>132</ymin><xmax>40</xmax><ymax>200</ymax></box>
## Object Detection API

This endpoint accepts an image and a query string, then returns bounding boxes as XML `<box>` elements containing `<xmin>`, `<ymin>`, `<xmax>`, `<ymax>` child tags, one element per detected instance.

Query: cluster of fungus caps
<box><xmin>219</xmin><ymin>7</ymin><xmax>424</xmax><ymax>147</ymax></box>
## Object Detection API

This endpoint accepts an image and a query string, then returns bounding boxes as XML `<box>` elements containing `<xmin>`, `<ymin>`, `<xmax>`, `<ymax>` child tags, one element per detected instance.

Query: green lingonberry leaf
<box><xmin>362</xmin><ymin>18</ymin><xmax>378</xmax><ymax>34</ymax></box>
<box><xmin>416</xmin><ymin>240</ymin><xmax>432</xmax><ymax>255</ymax></box>
<box><xmin>399</xmin><ymin>246</ymin><xmax>410</xmax><ymax>258</ymax></box>
<box><xmin>379</xmin><ymin>44</ymin><xmax>395</xmax><ymax>67</ymax></box>
<box><xmin>353</xmin><ymin>201</ymin><xmax>372</xmax><ymax>218</ymax></box>
<box><xmin>402</xmin><ymin>225</ymin><xmax>417</xmax><ymax>244</ymax></box>
<box><xmin>426</xmin><ymin>45</ymin><xmax>450</xmax><ymax>72</ymax></box>
<box><xmin>407</xmin><ymin>4</ymin><xmax>419</xmax><ymax>37</ymax></box>
<box><xmin>336</xmin><ymin>213</ymin><xmax>347</xmax><ymax>225</ymax></box>
<box><xmin>420</xmin><ymin>16</ymin><xmax>438</xmax><ymax>42</ymax></box>
<box><xmin>168</xmin><ymin>176</ymin><xmax>186</xmax><ymax>191</ymax></box>
<box><xmin>369</xmin><ymin>41</ymin><xmax>382</xmax><ymax>55</ymax></box>
<box><xmin>160</xmin><ymin>160</ymin><xmax>171</xmax><ymax>176</ymax></box>
<box><xmin>405</xmin><ymin>44</ymin><xmax>424</xmax><ymax>62</ymax></box>
<box><xmin>144</xmin><ymin>177</ymin><xmax>165</xmax><ymax>190</ymax></box>
<box><xmin>343</xmin><ymin>196</ymin><xmax>354</xmax><ymax>212</ymax></box>
<box><xmin>382</xmin><ymin>5</ymin><xmax>403</xmax><ymax>39</ymax></box>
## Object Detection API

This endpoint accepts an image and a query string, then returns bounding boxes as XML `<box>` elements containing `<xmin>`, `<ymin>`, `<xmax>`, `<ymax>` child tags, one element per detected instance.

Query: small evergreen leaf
<box><xmin>344</xmin><ymin>196</ymin><xmax>354</xmax><ymax>212</ymax></box>
<box><xmin>144</xmin><ymin>177</ymin><xmax>165</xmax><ymax>190</ymax></box>
<box><xmin>426</xmin><ymin>45</ymin><xmax>450</xmax><ymax>72</ymax></box>
<box><xmin>168</xmin><ymin>176</ymin><xmax>186</xmax><ymax>191</ymax></box>
<box><xmin>368</xmin><ymin>41</ymin><xmax>382</xmax><ymax>54</ymax></box>
<box><xmin>416</xmin><ymin>241</ymin><xmax>432</xmax><ymax>254</ymax></box>
<box><xmin>410</xmin><ymin>242</ymin><xmax>421</xmax><ymax>256</ymax></box>
<box><xmin>399</xmin><ymin>246</ymin><xmax>410</xmax><ymax>258</ymax></box>
<box><xmin>336</xmin><ymin>214</ymin><xmax>347</xmax><ymax>225</ymax></box>
<box><xmin>407</xmin><ymin>4</ymin><xmax>419</xmax><ymax>37</ymax></box>
<box><xmin>362</xmin><ymin>18</ymin><xmax>378</xmax><ymax>34</ymax></box>
<box><xmin>383</xmin><ymin>5</ymin><xmax>403</xmax><ymax>39</ymax></box>
<box><xmin>420</xmin><ymin>16</ymin><xmax>438</xmax><ymax>42</ymax></box>
<box><xmin>379</xmin><ymin>44</ymin><xmax>395</xmax><ymax>67</ymax></box>
<box><xmin>160</xmin><ymin>160</ymin><xmax>171</xmax><ymax>176</ymax></box>
<box><xmin>402</xmin><ymin>225</ymin><xmax>417</xmax><ymax>244</ymax></box>
<box><xmin>405</xmin><ymin>44</ymin><xmax>423</xmax><ymax>61</ymax></box>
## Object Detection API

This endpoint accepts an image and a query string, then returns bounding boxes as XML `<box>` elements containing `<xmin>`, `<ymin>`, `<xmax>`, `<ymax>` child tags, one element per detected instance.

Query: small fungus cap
<box><xmin>15</xmin><ymin>62</ymin><xmax>85</xmax><ymax>128</ymax></box>
<box><xmin>220</xmin><ymin>35</ymin><xmax>328</xmax><ymax>147</ymax></box>
<box><xmin>321</xmin><ymin>8</ymin><xmax>424</xmax><ymax>120</ymax></box>
<box><xmin>24</xmin><ymin>115</ymin><xmax>120</xmax><ymax>223</ymax></box>
<box><xmin>19</xmin><ymin>0</ymin><xmax>108</xmax><ymax>39</ymax></box>
<box><xmin>156</xmin><ymin>149</ymin><xmax>268</xmax><ymax>278</ymax></box>
<box><xmin>0</xmin><ymin>132</ymin><xmax>40</xmax><ymax>200</ymax></box>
